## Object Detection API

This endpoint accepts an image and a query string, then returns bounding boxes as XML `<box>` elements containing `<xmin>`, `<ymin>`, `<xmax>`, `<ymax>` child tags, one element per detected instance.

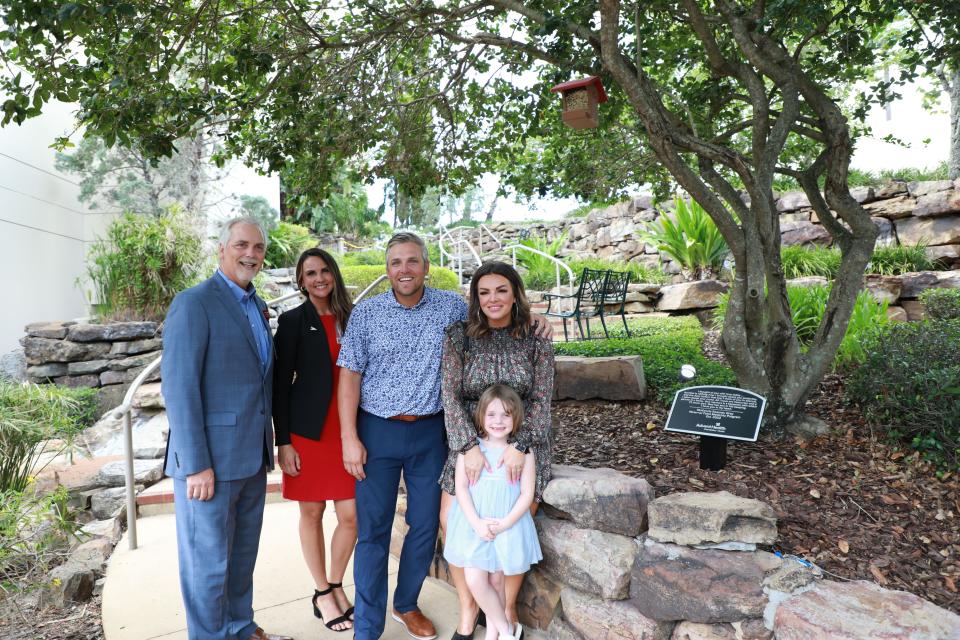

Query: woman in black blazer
<box><xmin>273</xmin><ymin>247</ymin><xmax>355</xmax><ymax>632</ymax></box>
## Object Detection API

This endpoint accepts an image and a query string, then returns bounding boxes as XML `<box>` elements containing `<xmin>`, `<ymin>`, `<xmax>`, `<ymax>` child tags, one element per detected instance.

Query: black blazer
<box><xmin>272</xmin><ymin>301</ymin><xmax>335</xmax><ymax>445</ymax></box>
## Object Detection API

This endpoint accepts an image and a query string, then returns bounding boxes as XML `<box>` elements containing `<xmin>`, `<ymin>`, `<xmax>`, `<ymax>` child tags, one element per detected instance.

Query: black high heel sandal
<box><xmin>327</xmin><ymin>582</ymin><xmax>354</xmax><ymax>621</ymax></box>
<box><xmin>312</xmin><ymin>586</ymin><xmax>351</xmax><ymax>632</ymax></box>
<box><xmin>450</xmin><ymin>610</ymin><xmax>485</xmax><ymax>640</ymax></box>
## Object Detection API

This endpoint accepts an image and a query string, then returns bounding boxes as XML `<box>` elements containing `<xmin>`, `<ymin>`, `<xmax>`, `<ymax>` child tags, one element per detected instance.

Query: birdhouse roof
<box><xmin>549</xmin><ymin>76</ymin><xmax>608</xmax><ymax>103</ymax></box>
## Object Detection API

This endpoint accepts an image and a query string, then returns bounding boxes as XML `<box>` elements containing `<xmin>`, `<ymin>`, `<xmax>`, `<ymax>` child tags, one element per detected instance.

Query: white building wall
<box><xmin>1</xmin><ymin>102</ymin><xmax>117</xmax><ymax>356</ymax></box>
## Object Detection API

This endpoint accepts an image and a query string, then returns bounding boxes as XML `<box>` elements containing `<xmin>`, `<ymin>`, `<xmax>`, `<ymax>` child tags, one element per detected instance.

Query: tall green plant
<box><xmin>868</xmin><ymin>242</ymin><xmax>933</xmax><ymax>275</ymax></box>
<box><xmin>0</xmin><ymin>383</ymin><xmax>97</xmax><ymax>493</ymax></box>
<box><xmin>780</xmin><ymin>245</ymin><xmax>842</xmax><ymax>279</ymax></box>
<box><xmin>641</xmin><ymin>198</ymin><xmax>729</xmax><ymax>280</ymax></box>
<box><xmin>515</xmin><ymin>233</ymin><xmax>568</xmax><ymax>290</ymax></box>
<box><xmin>84</xmin><ymin>207</ymin><xmax>203</xmax><ymax>321</ymax></box>
<box><xmin>265</xmin><ymin>221</ymin><xmax>315</xmax><ymax>269</ymax></box>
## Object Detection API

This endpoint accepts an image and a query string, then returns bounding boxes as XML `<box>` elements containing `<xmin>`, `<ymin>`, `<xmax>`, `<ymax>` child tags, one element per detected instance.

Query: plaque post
<box><xmin>699</xmin><ymin>435</ymin><xmax>728</xmax><ymax>470</ymax></box>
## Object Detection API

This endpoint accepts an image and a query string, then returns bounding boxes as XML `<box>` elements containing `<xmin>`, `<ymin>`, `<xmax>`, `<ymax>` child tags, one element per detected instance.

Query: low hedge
<box><xmin>340</xmin><ymin>265</ymin><xmax>461</xmax><ymax>299</ymax></box>
<box><xmin>920</xmin><ymin>288</ymin><xmax>960</xmax><ymax>321</ymax></box>
<box><xmin>553</xmin><ymin>316</ymin><xmax>736</xmax><ymax>403</ymax></box>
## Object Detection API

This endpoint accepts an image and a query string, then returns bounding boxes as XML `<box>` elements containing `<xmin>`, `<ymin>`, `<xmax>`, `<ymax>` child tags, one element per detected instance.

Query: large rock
<box><xmin>53</xmin><ymin>373</ymin><xmax>100</xmax><ymax>388</ymax></box>
<box><xmin>657</xmin><ymin>280</ymin><xmax>728</xmax><ymax>311</ymax></box>
<box><xmin>47</xmin><ymin>560</ymin><xmax>96</xmax><ymax>606</ymax></box>
<box><xmin>546</xmin><ymin>615</ymin><xmax>587</xmax><ymax>640</ymax></box>
<box><xmin>21</xmin><ymin>337</ymin><xmax>111</xmax><ymax>364</ymax></box>
<box><xmin>780</xmin><ymin>221</ymin><xmax>831</xmax><ymax>246</ymax></box>
<box><xmin>27</xmin><ymin>362</ymin><xmax>69</xmax><ymax>378</ymax></box>
<box><xmin>776</xmin><ymin>192</ymin><xmax>811</xmax><ymax>212</ymax></box>
<box><xmin>68</xmin><ymin>359</ymin><xmax>111</xmax><ymax>375</ymax></box>
<box><xmin>630</xmin><ymin>539</ymin><xmax>780</xmax><ymax>623</ymax></box>
<box><xmin>670</xmin><ymin>620</ymin><xmax>771</xmax><ymax>640</ymax></box>
<box><xmin>517</xmin><ymin>566</ymin><xmax>564</xmax><ymax>630</ymax></box>
<box><xmin>80</xmin><ymin>517</ymin><xmax>123</xmax><ymax>545</ymax></box>
<box><xmin>907</xmin><ymin>179</ymin><xmax>954</xmax><ymax>197</ymax></box>
<box><xmin>773</xmin><ymin>580</ymin><xmax>960</xmax><ymax>640</ymax></box>
<box><xmin>95</xmin><ymin>458</ymin><xmax>164</xmax><ymax>487</ymax></box>
<box><xmin>647</xmin><ymin>491</ymin><xmax>777</xmax><ymax>546</ymax></box>
<box><xmin>895</xmin><ymin>214</ymin><xmax>960</xmax><ymax>246</ymax></box>
<box><xmin>553</xmin><ymin>356</ymin><xmax>646</xmax><ymax>401</ymax></box>
<box><xmin>90</xmin><ymin>486</ymin><xmax>130</xmax><ymax>520</ymax></box>
<box><xmin>66</xmin><ymin>322</ymin><xmax>158</xmax><ymax>342</ymax></box>
<box><xmin>912</xmin><ymin>189</ymin><xmax>960</xmax><ymax>217</ymax></box>
<box><xmin>108</xmin><ymin>338</ymin><xmax>163</xmax><ymax>356</ymax></box>
<box><xmin>25</xmin><ymin>321</ymin><xmax>72</xmax><ymax>339</ymax></box>
<box><xmin>561</xmin><ymin>586</ymin><xmax>674</xmax><ymax>640</ymax></box>
<box><xmin>537</xmin><ymin>518</ymin><xmax>638</xmax><ymax>600</ymax></box>
<box><xmin>108</xmin><ymin>352</ymin><xmax>160</xmax><ymax>370</ymax></box>
<box><xmin>70</xmin><ymin>537</ymin><xmax>114</xmax><ymax>574</ymax></box>
<box><xmin>132</xmin><ymin>382</ymin><xmax>165</xmax><ymax>409</ymax></box>
<box><xmin>861</xmin><ymin>275</ymin><xmax>901</xmax><ymax>304</ymax></box>
<box><xmin>898</xmin><ymin>270</ymin><xmax>960</xmax><ymax>299</ymax></box>
<box><xmin>541</xmin><ymin>465</ymin><xmax>653</xmax><ymax>536</ymax></box>
<box><xmin>926</xmin><ymin>244</ymin><xmax>960</xmax><ymax>265</ymax></box>
<box><xmin>0</xmin><ymin>347</ymin><xmax>27</xmax><ymax>382</ymax></box>
<box><xmin>864</xmin><ymin>195</ymin><xmax>915</xmax><ymax>220</ymax></box>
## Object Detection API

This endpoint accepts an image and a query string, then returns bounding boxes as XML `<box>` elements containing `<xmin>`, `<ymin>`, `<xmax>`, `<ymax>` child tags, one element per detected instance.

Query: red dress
<box><xmin>281</xmin><ymin>314</ymin><xmax>356</xmax><ymax>501</ymax></box>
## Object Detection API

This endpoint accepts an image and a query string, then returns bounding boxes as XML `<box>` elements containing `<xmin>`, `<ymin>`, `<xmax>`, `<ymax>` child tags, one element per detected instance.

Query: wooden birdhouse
<box><xmin>549</xmin><ymin>76</ymin><xmax>608</xmax><ymax>129</ymax></box>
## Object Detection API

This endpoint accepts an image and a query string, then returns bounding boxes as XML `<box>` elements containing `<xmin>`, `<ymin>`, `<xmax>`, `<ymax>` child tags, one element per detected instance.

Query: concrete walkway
<box><xmin>102</xmin><ymin>500</ymin><xmax>460</xmax><ymax>640</ymax></box>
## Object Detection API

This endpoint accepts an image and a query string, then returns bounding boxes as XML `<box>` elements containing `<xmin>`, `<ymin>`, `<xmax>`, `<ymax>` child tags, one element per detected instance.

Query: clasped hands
<box><xmin>471</xmin><ymin>517</ymin><xmax>507</xmax><ymax>541</ymax></box>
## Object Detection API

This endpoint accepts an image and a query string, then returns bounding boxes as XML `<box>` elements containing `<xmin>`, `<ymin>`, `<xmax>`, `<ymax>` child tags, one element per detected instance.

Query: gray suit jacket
<box><xmin>161</xmin><ymin>274</ymin><xmax>275</xmax><ymax>481</ymax></box>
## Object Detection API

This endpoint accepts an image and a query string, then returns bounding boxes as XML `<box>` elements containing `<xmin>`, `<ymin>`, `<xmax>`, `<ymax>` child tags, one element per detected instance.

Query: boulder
<box><xmin>108</xmin><ymin>352</ymin><xmax>160</xmax><ymax>370</ymax></box>
<box><xmin>541</xmin><ymin>465</ymin><xmax>653</xmax><ymax>536</ymax></box>
<box><xmin>0</xmin><ymin>347</ymin><xmax>27</xmax><ymax>382</ymax></box>
<box><xmin>864</xmin><ymin>195</ymin><xmax>916</xmax><ymax>220</ymax></box>
<box><xmin>872</xmin><ymin>216</ymin><xmax>895</xmax><ymax>245</ymax></box>
<box><xmin>773</xmin><ymin>580</ymin><xmax>960</xmax><ymax>640</ymax></box>
<box><xmin>912</xmin><ymin>189</ymin><xmax>960</xmax><ymax>217</ymax></box>
<box><xmin>907</xmin><ymin>179</ymin><xmax>954</xmax><ymax>197</ymax></box>
<box><xmin>96</xmin><ymin>384</ymin><xmax>128</xmax><ymax>415</ymax></box>
<box><xmin>560</xmin><ymin>586</ymin><xmax>674</xmax><ymax>640</ymax></box>
<box><xmin>898</xmin><ymin>270</ymin><xmax>960</xmax><ymax>298</ymax></box>
<box><xmin>70</xmin><ymin>537</ymin><xmax>114</xmax><ymax>574</ymax></box>
<box><xmin>657</xmin><ymin>280</ymin><xmax>728</xmax><ymax>311</ymax></box>
<box><xmin>108</xmin><ymin>337</ymin><xmax>163</xmax><ymax>356</ymax></box>
<box><xmin>95</xmin><ymin>458</ymin><xmax>164</xmax><ymax>487</ymax></box>
<box><xmin>21</xmin><ymin>337</ymin><xmax>111</xmax><ymax>365</ymax></box>
<box><xmin>647</xmin><ymin>491</ymin><xmax>777</xmax><ymax>546</ymax></box>
<box><xmin>895</xmin><ymin>214</ymin><xmax>960</xmax><ymax>246</ymax></box>
<box><xmin>630</xmin><ymin>539</ymin><xmax>781</xmax><ymax>623</ymax></box>
<box><xmin>876</xmin><ymin>181</ymin><xmax>909</xmax><ymax>198</ymax></box>
<box><xmin>546</xmin><ymin>615</ymin><xmax>587</xmax><ymax>640</ymax></box>
<box><xmin>27</xmin><ymin>362</ymin><xmax>69</xmax><ymax>378</ymax></box>
<box><xmin>780</xmin><ymin>221</ymin><xmax>831</xmax><ymax>246</ymax></box>
<box><xmin>537</xmin><ymin>518</ymin><xmax>638</xmax><ymax>600</ymax></box>
<box><xmin>786</xmin><ymin>276</ymin><xmax>829</xmax><ymax>288</ymax></box>
<box><xmin>53</xmin><ymin>374</ymin><xmax>101</xmax><ymax>388</ymax></box>
<box><xmin>862</xmin><ymin>275</ymin><xmax>901</xmax><ymax>304</ymax></box>
<box><xmin>926</xmin><ymin>244</ymin><xmax>960</xmax><ymax>265</ymax></box>
<box><xmin>671</xmin><ymin>620</ymin><xmax>772</xmax><ymax>640</ymax></box>
<box><xmin>67</xmin><ymin>359</ymin><xmax>111</xmax><ymax>375</ymax></box>
<box><xmin>900</xmin><ymin>299</ymin><xmax>926</xmax><ymax>321</ymax></box>
<box><xmin>47</xmin><ymin>561</ymin><xmax>96</xmax><ymax>606</ymax></box>
<box><xmin>25</xmin><ymin>321</ymin><xmax>72</xmax><ymax>339</ymax></box>
<box><xmin>553</xmin><ymin>356</ymin><xmax>646</xmax><ymax>401</ymax></box>
<box><xmin>517</xmin><ymin>566</ymin><xmax>564</xmax><ymax>630</ymax></box>
<box><xmin>851</xmin><ymin>186</ymin><xmax>876</xmax><ymax>204</ymax></box>
<box><xmin>886</xmin><ymin>306</ymin><xmax>908</xmax><ymax>322</ymax></box>
<box><xmin>66</xmin><ymin>322</ymin><xmax>158</xmax><ymax>342</ymax></box>
<box><xmin>80</xmin><ymin>517</ymin><xmax>123</xmax><ymax>545</ymax></box>
<box><xmin>776</xmin><ymin>192</ymin><xmax>811</xmax><ymax>213</ymax></box>
<box><xmin>133</xmin><ymin>382</ymin><xmax>165</xmax><ymax>409</ymax></box>
<box><xmin>100</xmin><ymin>363</ymin><xmax>160</xmax><ymax>386</ymax></box>
<box><xmin>90</xmin><ymin>486</ymin><xmax>129</xmax><ymax>520</ymax></box>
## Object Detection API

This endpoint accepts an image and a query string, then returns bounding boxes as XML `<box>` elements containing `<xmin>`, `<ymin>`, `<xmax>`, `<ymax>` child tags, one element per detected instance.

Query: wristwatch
<box><xmin>512</xmin><ymin>442</ymin><xmax>530</xmax><ymax>454</ymax></box>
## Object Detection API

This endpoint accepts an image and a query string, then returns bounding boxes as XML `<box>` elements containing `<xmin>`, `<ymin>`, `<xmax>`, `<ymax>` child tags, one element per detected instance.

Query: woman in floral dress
<box><xmin>440</xmin><ymin>261</ymin><xmax>555</xmax><ymax>640</ymax></box>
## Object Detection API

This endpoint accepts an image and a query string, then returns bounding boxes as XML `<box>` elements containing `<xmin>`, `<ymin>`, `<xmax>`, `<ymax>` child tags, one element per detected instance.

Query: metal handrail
<box><xmin>114</xmin><ymin>276</ymin><xmax>386</xmax><ymax>550</ymax></box>
<box><xmin>477</xmin><ymin>223</ymin><xmax>502</xmax><ymax>250</ymax></box>
<box><xmin>439</xmin><ymin>238</ymin><xmax>482</xmax><ymax>286</ymax></box>
<box><xmin>438</xmin><ymin>223</ymin><xmax>502</xmax><ymax>268</ymax></box>
<box><xmin>503</xmin><ymin>243</ymin><xmax>577</xmax><ymax>311</ymax></box>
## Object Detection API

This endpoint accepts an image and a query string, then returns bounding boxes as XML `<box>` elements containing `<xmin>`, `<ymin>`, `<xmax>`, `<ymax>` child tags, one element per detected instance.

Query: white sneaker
<box><xmin>498</xmin><ymin>623</ymin><xmax>522</xmax><ymax>640</ymax></box>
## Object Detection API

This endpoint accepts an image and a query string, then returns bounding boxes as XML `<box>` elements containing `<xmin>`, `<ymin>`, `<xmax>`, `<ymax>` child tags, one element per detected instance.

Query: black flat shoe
<box><xmin>328</xmin><ymin>582</ymin><xmax>355</xmax><ymax>621</ymax></box>
<box><xmin>313</xmin><ymin>587</ymin><xmax>352</xmax><ymax>632</ymax></box>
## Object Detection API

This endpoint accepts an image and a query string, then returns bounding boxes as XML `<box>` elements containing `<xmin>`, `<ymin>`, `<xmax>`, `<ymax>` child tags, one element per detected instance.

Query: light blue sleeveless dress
<box><xmin>443</xmin><ymin>440</ymin><xmax>543</xmax><ymax>575</ymax></box>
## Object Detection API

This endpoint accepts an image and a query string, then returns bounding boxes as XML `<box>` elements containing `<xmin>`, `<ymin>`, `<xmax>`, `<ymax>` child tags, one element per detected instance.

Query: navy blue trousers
<box><xmin>352</xmin><ymin>411</ymin><xmax>446</xmax><ymax>640</ymax></box>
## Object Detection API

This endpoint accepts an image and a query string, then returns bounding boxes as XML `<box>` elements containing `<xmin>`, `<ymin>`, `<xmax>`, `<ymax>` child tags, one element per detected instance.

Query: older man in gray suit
<box><xmin>162</xmin><ymin>217</ymin><xmax>292</xmax><ymax>640</ymax></box>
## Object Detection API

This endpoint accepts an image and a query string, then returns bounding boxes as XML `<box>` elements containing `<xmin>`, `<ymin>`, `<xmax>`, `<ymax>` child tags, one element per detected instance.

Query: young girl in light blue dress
<box><xmin>443</xmin><ymin>384</ymin><xmax>542</xmax><ymax>640</ymax></box>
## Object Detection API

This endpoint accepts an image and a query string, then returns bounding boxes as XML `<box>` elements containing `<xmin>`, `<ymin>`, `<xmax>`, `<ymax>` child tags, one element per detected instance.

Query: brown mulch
<box><xmin>552</xmin><ymin>374</ymin><xmax>960</xmax><ymax>613</ymax></box>
<box><xmin>0</xmin><ymin>595</ymin><xmax>104</xmax><ymax>639</ymax></box>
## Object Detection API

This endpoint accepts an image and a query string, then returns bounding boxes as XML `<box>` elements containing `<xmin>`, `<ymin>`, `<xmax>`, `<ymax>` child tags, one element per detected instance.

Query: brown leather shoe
<box><xmin>391</xmin><ymin>609</ymin><xmax>437</xmax><ymax>640</ymax></box>
<box><xmin>248</xmin><ymin>628</ymin><xmax>293</xmax><ymax>640</ymax></box>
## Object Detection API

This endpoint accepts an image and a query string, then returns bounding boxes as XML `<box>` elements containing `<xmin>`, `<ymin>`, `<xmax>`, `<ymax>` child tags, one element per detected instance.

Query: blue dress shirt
<box><xmin>217</xmin><ymin>270</ymin><xmax>271</xmax><ymax>373</ymax></box>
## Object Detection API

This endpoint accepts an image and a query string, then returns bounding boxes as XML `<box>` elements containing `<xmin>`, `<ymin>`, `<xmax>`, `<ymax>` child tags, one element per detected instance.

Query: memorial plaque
<box><xmin>665</xmin><ymin>385</ymin><xmax>765</xmax><ymax>442</ymax></box>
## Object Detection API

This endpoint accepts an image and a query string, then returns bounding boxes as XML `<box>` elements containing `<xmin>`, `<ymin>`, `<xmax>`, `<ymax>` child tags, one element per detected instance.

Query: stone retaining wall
<box><xmin>397</xmin><ymin>466</ymin><xmax>959</xmax><ymax>639</ymax></box>
<box><xmin>483</xmin><ymin>180</ymin><xmax>960</xmax><ymax>274</ymax></box>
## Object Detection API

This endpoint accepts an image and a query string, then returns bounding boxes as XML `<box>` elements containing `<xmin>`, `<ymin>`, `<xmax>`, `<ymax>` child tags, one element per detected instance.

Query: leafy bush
<box><xmin>514</xmin><ymin>233</ymin><xmax>568</xmax><ymax>290</ymax></box>
<box><xmin>867</xmin><ymin>242</ymin><xmax>933</xmax><ymax>275</ymax></box>
<box><xmin>0</xmin><ymin>486</ymin><xmax>78</xmax><ymax>594</ymax></box>
<box><xmin>640</xmin><ymin>198</ymin><xmax>729</xmax><ymax>280</ymax></box>
<box><xmin>780</xmin><ymin>245</ymin><xmax>841</xmax><ymax>279</ymax></box>
<box><xmin>265</xmin><ymin>221</ymin><xmax>316</xmax><ymax>269</ymax></box>
<box><xmin>84</xmin><ymin>208</ymin><xmax>203</xmax><ymax>320</ymax></box>
<box><xmin>338</xmin><ymin>249</ymin><xmax>386</xmax><ymax>266</ymax></box>
<box><xmin>341</xmin><ymin>265</ymin><xmax>460</xmax><ymax>300</ymax></box>
<box><xmin>0</xmin><ymin>383</ymin><xmax>98</xmax><ymax>493</ymax></box>
<box><xmin>713</xmin><ymin>284</ymin><xmax>888</xmax><ymax>368</ymax></box>
<box><xmin>845</xmin><ymin>319</ymin><xmax>960</xmax><ymax>472</ymax></box>
<box><xmin>554</xmin><ymin>316</ymin><xmax>736</xmax><ymax>403</ymax></box>
<box><xmin>920</xmin><ymin>288</ymin><xmax>960</xmax><ymax>320</ymax></box>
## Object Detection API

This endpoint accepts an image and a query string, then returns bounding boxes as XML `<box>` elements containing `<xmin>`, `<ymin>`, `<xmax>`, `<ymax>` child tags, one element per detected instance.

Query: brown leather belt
<box><xmin>388</xmin><ymin>412</ymin><xmax>442</xmax><ymax>422</ymax></box>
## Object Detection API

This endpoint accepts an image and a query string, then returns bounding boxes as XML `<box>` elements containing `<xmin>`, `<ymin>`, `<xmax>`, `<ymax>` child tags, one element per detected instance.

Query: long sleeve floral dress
<box><xmin>439</xmin><ymin>321</ymin><xmax>555</xmax><ymax>502</ymax></box>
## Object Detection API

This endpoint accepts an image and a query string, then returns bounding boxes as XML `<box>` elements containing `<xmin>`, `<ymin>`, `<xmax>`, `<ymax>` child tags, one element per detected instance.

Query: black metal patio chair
<box><xmin>600</xmin><ymin>269</ymin><xmax>632</xmax><ymax>337</ymax></box>
<box><xmin>543</xmin><ymin>268</ymin><xmax>609</xmax><ymax>341</ymax></box>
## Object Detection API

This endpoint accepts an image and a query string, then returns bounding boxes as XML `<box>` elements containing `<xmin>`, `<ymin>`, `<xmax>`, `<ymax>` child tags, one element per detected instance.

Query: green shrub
<box><xmin>554</xmin><ymin>316</ymin><xmax>736</xmax><ymax>403</ymax></box>
<box><xmin>265</xmin><ymin>222</ymin><xmax>316</xmax><ymax>269</ymax></box>
<box><xmin>713</xmin><ymin>284</ymin><xmax>888</xmax><ymax>368</ymax></box>
<box><xmin>0</xmin><ymin>383</ymin><xmax>98</xmax><ymax>493</ymax></box>
<box><xmin>340</xmin><ymin>265</ymin><xmax>460</xmax><ymax>300</ymax></box>
<box><xmin>920</xmin><ymin>288</ymin><xmax>960</xmax><ymax>320</ymax></box>
<box><xmin>845</xmin><ymin>319</ymin><xmax>960</xmax><ymax>472</ymax></box>
<box><xmin>84</xmin><ymin>208</ymin><xmax>203</xmax><ymax>321</ymax></box>
<box><xmin>867</xmin><ymin>242</ymin><xmax>933</xmax><ymax>275</ymax></box>
<box><xmin>780</xmin><ymin>245</ymin><xmax>841</xmax><ymax>279</ymax></box>
<box><xmin>640</xmin><ymin>198</ymin><xmax>729</xmax><ymax>280</ymax></box>
<box><xmin>514</xmin><ymin>233</ymin><xmax>568</xmax><ymax>291</ymax></box>
<box><xmin>566</xmin><ymin>257</ymin><xmax>669</xmax><ymax>285</ymax></box>
<box><xmin>338</xmin><ymin>249</ymin><xmax>386</xmax><ymax>266</ymax></box>
<box><xmin>0</xmin><ymin>486</ymin><xmax>78</xmax><ymax>593</ymax></box>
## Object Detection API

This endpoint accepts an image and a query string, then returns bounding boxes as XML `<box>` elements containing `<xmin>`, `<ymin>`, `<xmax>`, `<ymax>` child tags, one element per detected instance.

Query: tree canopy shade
<box><xmin>3</xmin><ymin>0</ymin><xmax>955</xmax><ymax>432</ymax></box>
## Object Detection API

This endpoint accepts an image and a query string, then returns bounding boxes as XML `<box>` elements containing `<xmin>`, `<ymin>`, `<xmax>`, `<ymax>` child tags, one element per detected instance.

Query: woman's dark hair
<box><xmin>295</xmin><ymin>248</ymin><xmax>353</xmax><ymax>334</ymax></box>
<box><xmin>466</xmin><ymin>261</ymin><xmax>531</xmax><ymax>340</ymax></box>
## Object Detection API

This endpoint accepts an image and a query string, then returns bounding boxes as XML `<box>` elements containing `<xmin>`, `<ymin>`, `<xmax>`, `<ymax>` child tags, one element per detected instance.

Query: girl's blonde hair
<box><xmin>473</xmin><ymin>384</ymin><xmax>524</xmax><ymax>439</ymax></box>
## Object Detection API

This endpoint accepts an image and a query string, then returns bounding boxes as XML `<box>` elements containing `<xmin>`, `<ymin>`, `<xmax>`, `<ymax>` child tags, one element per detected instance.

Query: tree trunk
<box><xmin>949</xmin><ymin>67</ymin><xmax>960</xmax><ymax>180</ymax></box>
